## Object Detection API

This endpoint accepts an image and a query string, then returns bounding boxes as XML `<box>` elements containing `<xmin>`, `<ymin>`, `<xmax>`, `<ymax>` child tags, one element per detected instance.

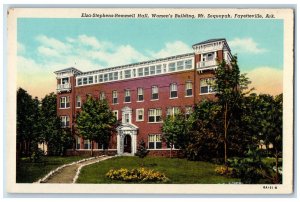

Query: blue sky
<box><xmin>17</xmin><ymin>18</ymin><xmax>283</xmax><ymax>98</ymax></box>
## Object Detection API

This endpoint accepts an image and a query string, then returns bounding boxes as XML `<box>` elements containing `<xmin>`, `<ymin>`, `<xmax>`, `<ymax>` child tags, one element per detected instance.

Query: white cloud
<box><xmin>246</xmin><ymin>67</ymin><xmax>282</xmax><ymax>95</ymax></box>
<box><xmin>36</xmin><ymin>35</ymin><xmax>71</xmax><ymax>57</ymax></box>
<box><xmin>228</xmin><ymin>38</ymin><xmax>266</xmax><ymax>54</ymax></box>
<box><xmin>17</xmin><ymin>42</ymin><xmax>25</xmax><ymax>55</ymax></box>
<box><xmin>77</xmin><ymin>35</ymin><xmax>113</xmax><ymax>50</ymax></box>
<box><xmin>37</xmin><ymin>46</ymin><xmax>61</xmax><ymax>57</ymax></box>
<box><xmin>147</xmin><ymin>41</ymin><xmax>193</xmax><ymax>59</ymax></box>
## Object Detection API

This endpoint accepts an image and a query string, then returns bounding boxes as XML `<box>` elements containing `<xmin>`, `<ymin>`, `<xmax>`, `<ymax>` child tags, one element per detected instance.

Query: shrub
<box><xmin>135</xmin><ymin>140</ymin><xmax>149</xmax><ymax>158</ymax></box>
<box><xmin>106</xmin><ymin>168</ymin><xmax>169</xmax><ymax>183</ymax></box>
<box><xmin>215</xmin><ymin>166</ymin><xmax>237</xmax><ymax>178</ymax></box>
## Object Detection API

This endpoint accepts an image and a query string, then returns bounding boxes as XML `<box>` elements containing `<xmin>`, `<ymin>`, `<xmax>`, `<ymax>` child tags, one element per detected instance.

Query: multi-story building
<box><xmin>54</xmin><ymin>38</ymin><xmax>232</xmax><ymax>156</ymax></box>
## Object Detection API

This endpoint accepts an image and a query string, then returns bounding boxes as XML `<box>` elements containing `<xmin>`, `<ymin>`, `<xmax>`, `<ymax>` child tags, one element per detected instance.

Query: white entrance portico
<box><xmin>116</xmin><ymin>106</ymin><xmax>138</xmax><ymax>155</ymax></box>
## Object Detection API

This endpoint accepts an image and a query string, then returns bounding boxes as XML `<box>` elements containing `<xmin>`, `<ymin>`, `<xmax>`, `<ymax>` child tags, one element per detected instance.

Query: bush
<box><xmin>135</xmin><ymin>140</ymin><xmax>149</xmax><ymax>158</ymax></box>
<box><xmin>30</xmin><ymin>148</ymin><xmax>45</xmax><ymax>162</ymax></box>
<box><xmin>215</xmin><ymin>166</ymin><xmax>237</xmax><ymax>178</ymax></box>
<box><xmin>106</xmin><ymin>168</ymin><xmax>169</xmax><ymax>183</ymax></box>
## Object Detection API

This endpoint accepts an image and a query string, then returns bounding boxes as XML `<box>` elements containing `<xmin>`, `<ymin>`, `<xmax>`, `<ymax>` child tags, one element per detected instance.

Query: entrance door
<box><xmin>123</xmin><ymin>135</ymin><xmax>132</xmax><ymax>153</ymax></box>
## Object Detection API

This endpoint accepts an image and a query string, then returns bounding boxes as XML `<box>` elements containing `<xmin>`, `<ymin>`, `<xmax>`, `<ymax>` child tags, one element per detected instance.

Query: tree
<box><xmin>162</xmin><ymin>111</ymin><xmax>192</xmax><ymax>158</ymax></box>
<box><xmin>214</xmin><ymin>56</ymin><xmax>252</xmax><ymax>166</ymax></box>
<box><xmin>76</xmin><ymin>96</ymin><xmax>117</xmax><ymax>156</ymax></box>
<box><xmin>135</xmin><ymin>139</ymin><xmax>149</xmax><ymax>158</ymax></box>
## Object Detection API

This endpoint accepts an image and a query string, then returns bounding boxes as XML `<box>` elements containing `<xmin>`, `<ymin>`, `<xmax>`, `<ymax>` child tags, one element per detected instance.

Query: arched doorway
<box><xmin>123</xmin><ymin>135</ymin><xmax>132</xmax><ymax>153</ymax></box>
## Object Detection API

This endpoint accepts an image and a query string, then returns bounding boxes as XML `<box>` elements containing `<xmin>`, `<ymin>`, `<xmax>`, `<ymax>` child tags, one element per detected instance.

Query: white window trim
<box><xmin>136</xmin><ymin>108</ymin><xmax>144</xmax><ymax>122</ymax></box>
<box><xmin>124</xmin><ymin>89</ymin><xmax>131</xmax><ymax>103</ymax></box>
<box><xmin>185</xmin><ymin>81</ymin><xmax>193</xmax><ymax>97</ymax></box>
<box><xmin>170</xmin><ymin>83</ymin><xmax>178</xmax><ymax>99</ymax></box>
<box><xmin>200</xmin><ymin>78</ymin><xmax>216</xmax><ymax>95</ymax></box>
<box><xmin>59</xmin><ymin>96</ymin><xmax>70</xmax><ymax>109</ymax></box>
<box><xmin>148</xmin><ymin>134</ymin><xmax>162</xmax><ymax>149</ymax></box>
<box><xmin>76</xmin><ymin>96</ymin><xmax>81</xmax><ymax>108</ymax></box>
<box><xmin>148</xmin><ymin>109</ymin><xmax>162</xmax><ymax>123</ymax></box>
<box><xmin>60</xmin><ymin>116</ymin><xmax>70</xmax><ymax>128</ymax></box>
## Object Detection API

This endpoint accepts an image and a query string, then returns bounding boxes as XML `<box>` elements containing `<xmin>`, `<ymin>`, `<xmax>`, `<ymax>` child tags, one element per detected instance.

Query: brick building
<box><xmin>54</xmin><ymin>38</ymin><xmax>232</xmax><ymax>156</ymax></box>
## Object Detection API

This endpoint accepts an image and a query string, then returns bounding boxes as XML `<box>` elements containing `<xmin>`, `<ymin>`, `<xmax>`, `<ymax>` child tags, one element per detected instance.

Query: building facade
<box><xmin>54</xmin><ymin>38</ymin><xmax>232</xmax><ymax>156</ymax></box>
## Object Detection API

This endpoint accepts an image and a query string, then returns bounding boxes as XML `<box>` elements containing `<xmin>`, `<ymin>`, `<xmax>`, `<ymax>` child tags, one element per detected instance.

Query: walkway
<box><xmin>41</xmin><ymin>155</ymin><xmax>113</xmax><ymax>183</ymax></box>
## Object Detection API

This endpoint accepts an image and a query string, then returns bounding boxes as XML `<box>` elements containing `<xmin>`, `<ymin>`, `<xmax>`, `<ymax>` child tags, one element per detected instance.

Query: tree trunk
<box><xmin>90</xmin><ymin>140</ymin><xmax>94</xmax><ymax>156</ymax></box>
<box><xmin>275</xmin><ymin>149</ymin><xmax>279</xmax><ymax>184</ymax></box>
<box><xmin>170</xmin><ymin>142</ymin><xmax>173</xmax><ymax>158</ymax></box>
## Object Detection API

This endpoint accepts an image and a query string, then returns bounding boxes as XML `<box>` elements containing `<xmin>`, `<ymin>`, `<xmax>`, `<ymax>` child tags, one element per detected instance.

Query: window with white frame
<box><xmin>113</xmin><ymin>110</ymin><xmax>118</xmax><ymax>119</ymax></box>
<box><xmin>83</xmin><ymin>77</ymin><xmax>88</xmax><ymax>85</ymax></box>
<box><xmin>109</xmin><ymin>73</ymin><xmax>113</xmax><ymax>81</ymax></box>
<box><xmin>185</xmin><ymin>106</ymin><xmax>193</xmax><ymax>119</ymax></box>
<box><xmin>120</xmin><ymin>71</ymin><xmax>123</xmax><ymax>79</ymax></box>
<box><xmin>144</xmin><ymin>67</ymin><xmax>149</xmax><ymax>76</ymax></box>
<box><xmin>137</xmin><ymin>88</ymin><xmax>144</xmax><ymax>101</ymax></box>
<box><xmin>76</xmin><ymin>96</ymin><xmax>81</xmax><ymax>108</ymax></box>
<box><xmin>113</xmin><ymin>72</ymin><xmax>118</xmax><ymax>80</ymax></box>
<box><xmin>124</xmin><ymin>70</ymin><xmax>131</xmax><ymax>78</ymax></box>
<box><xmin>185</xmin><ymin>59</ymin><xmax>193</xmax><ymax>69</ymax></box>
<box><xmin>99</xmin><ymin>74</ymin><xmax>103</xmax><ymax>82</ymax></box>
<box><xmin>168</xmin><ymin>62</ymin><xmax>176</xmax><ymax>72</ymax></box>
<box><xmin>148</xmin><ymin>109</ymin><xmax>162</xmax><ymax>123</ymax></box>
<box><xmin>94</xmin><ymin>75</ymin><xmax>98</xmax><ymax>83</ymax></box>
<box><xmin>60</xmin><ymin>96</ymin><xmax>70</xmax><ymax>108</ymax></box>
<box><xmin>167</xmin><ymin>107</ymin><xmax>180</xmax><ymax>117</ymax></box>
<box><xmin>124</xmin><ymin>113</ymin><xmax>130</xmax><ymax>123</ymax></box>
<box><xmin>150</xmin><ymin>66</ymin><xmax>155</xmax><ymax>75</ymax></box>
<box><xmin>112</xmin><ymin>90</ymin><xmax>118</xmax><ymax>104</ymax></box>
<box><xmin>185</xmin><ymin>81</ymin><xmax>193</xmax><ymax>96</ymax></box>
<box><xmin>148</xmin><ymin>134</ymin><xmax>162</xmax><ymax>149</ymax></box>
<box><xmin>124</xmin><ymin>89</ymin><xmax>131</xmax><ymax>103</ymax></box>
<box><xmin>163</xmin><ymin>64</ymin><xmax>167</xmax><ymax>72</ymax></box>
<box><xmin>200</xmin><ymin>78</ymin><xmax>216</xmax><ymax>94</ymax></box>
<box><xmin>99</xmin><ymin>92</ymin><xmax>106</xmax><ymax>100</ymax></box>
<box><xmin>88</xmin><ymin>76</ymin><xmax>93</xmax><ymax>84</ymax></box>
<box><xmin>61</xmin><ymin>77</ymin><xmax>69</xmax><ymax>84</ymax></box>
<box><xmin>156</xmin><ymin>65</ymin><xmax>162</xmax><ymax>74</ymax></box>
<box><xmin>138</xmin><ymin>68</ymin><xmax>143</xmax><ymax>77</ymax></box>
<box><xmin>76</xmin><ymin>137</ymin><xmax>81</xmax><ymax>149</ymax></box>
<box><xmin>60</xmin><ymin>116</ymin><xmax>70</xmax><ymax>127</ymax></box>
<box><xmin>177</xmin><ymin>61</ymin><xmax>184</xmax><ymax>70</ymax></box>
<box><xmin>170</xmin><ymin>83</ymin><xmax>178</xmax><ymax>98</ymax></box>
<box><xmin>203</xmin><ymin>52</ymin><xmax>214</xmax><ymax>61</ymax></box>
<box><xmin>133</xmin><ymin>69</ymin><xmax>136</xmax><ymax>77</ymax></box>
<box><xmin>136</xmin><ymin>108</ymin><xmax>144</xmax><ymax>121</ymax></box>
<box><xmin>84</xmin><ymin>139</ymin><xmax>91</xmax><ymax>149</ymax></box>
<box><xmin>77</xmin><ymin>78</ymin><xmax>82</xmax><ymax>86</ymax></box>
<box><xmin>151</xmin><ymin>86</ymin><xmax>159</xmax><ymax>100</ymax></box>
<box><xmin>104</xmin><ymin>74</ymin><xmax>108</xmax><ymax>81</ymax></box>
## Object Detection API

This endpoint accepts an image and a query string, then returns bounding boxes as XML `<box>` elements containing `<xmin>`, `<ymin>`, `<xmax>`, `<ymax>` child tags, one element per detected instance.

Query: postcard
<box><xmin>6</xmin><ymin>7</ymin><xmax>294</xmax><ymax>194</ymax></box>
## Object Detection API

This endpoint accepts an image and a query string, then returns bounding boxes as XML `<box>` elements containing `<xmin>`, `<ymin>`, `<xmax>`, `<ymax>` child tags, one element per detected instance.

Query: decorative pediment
<box><xmin>117</xmin><ymin>123</ymin><xmax>138</xmax><ymax>131</ymax></box>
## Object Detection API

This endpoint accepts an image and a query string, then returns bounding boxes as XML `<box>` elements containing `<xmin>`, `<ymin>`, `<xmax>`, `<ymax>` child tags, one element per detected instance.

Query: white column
<box><xmin>131</xmin><ymin>131</ymin><xmax>137</xmax><ymax>156</ymax></box>
<box><xmin>117</xmin><ymin>131</ymin><xmax>121</xmax><ymax>155</ymax></box>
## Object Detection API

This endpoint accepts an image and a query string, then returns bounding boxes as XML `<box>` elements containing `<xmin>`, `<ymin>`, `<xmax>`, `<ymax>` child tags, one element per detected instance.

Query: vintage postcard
<box><xmin>6</xmin><ymin>8</ymin><xmax>294</xmax><ymax>194</ymax></box>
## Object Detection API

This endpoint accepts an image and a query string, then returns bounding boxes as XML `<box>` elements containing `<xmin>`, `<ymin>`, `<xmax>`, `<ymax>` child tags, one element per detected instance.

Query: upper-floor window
<box><xmin>185</xmin><ymin>59</ymin><xmax>193</xmax><ymax>69</ymax></box>
<box><xmin>88</xmin><ymin>76</ymin><xmax>93</xmax><ymax>84</ymax></box>
<box><xmin>104</xmin><ymin>74</ymin><xmax>108</xmax><ymax>82</ymax></box>
<box><xmin>151</xmin><ymin>86</ymin><xmax>159</xmax><ymax>100</ymax></box>
<box><xmin>60</xmin><ymin>96</ymin><xmax>70</xmax><ymax>108</ymax></box>
<box><xmin>156</xmin><ymin>65</ymin><xmax>162</xmax><ymax>74</ymax></box>
<box><xmin>77</xmin><ymin>78</ymin><xmax>82</xmax><ymax>86</ymax></box>
<box><xmin>99</xmin><ymin>74</ymin><xmax>103</xmax><ymax>82</ymax></box>
<box><xmin>109</xmin><ymin>73</ymin><xmax>113</xmax><ymax>81</ymax></box>
<box><xmin>148</xmin><ymin>134</ymin><xmax>162</xmax><ymax>149</ymax></box>
<box><xmin>94</xmin><ymin>75</ymin><xmax>98</xmax><ymax>83</ymax></box>
<box><xmin>99</xmin><ymin>92</ymin><xmax>106</xmax><ymax>100</ymax></box>
<box><xmin>124</xmin><ymin>70</ymin><xmax>131</xmax><ymax>79</ymax></box>
<box><xmin>138</xmin><ymin>68</ymin><xmax>144</xmax><ymax>77</ymax></box>
<box><xmin>148</xmin><ymin>109</ymin><xmax>162</xmax><ymax>123</ymax></box>
<box><xmin>60</xmin><ymin>116</ymin><xmax>70</xmax><ymax>127</ymax></box>
<box><xmin>124</xmin><ymin>89</ymin><xmax>131</xmax><ymax>103</ymax></box>
<box><xmin>177</xmin><ymin>61</ymin><xmax>184</xmax><ymax>70</ymax></box>
<box><xmin>150</xmin><ymin>66</ymin><xmax>156</xmax><ymax>75</ymax></box>
<box><xmin>83</xmin><ymin>77</ymin><xmax>88</xmax><ymax>85</ymax></box>
<box><xmin>167</xmin><ymin>107</ymin><xmax>180</xmax><ymax>117</ymax></box>
<box><xmin>137</xmin><ymin>88</ymin><xmax>144</xmax><ymax>101</ymax></box>
<box><xmin>61</xmin><ymin>77</ymin><xmax>69</xmax><ymax>84</ymax></box>
<box><xmin>113</xmin><ymin>72</ymin><xmax>118</xmax><ymax>80</ymax></box>
<box><xmin>200</xmin><ymin>78</ymin><xmax>216</xmax><ymax>94</ymax></box>
<box><xmin>136</xmin><ymin>108</ymin><xmax>144</xmax><ymax>121</ymax></box>
<box><xmin>113</xmin><ymin>110</ymin><xmax>118</xmax><ymax>119</ymax></box>
<box><xmin>170</xmin><ymin>83</ymin><xmax>178</xmax><ymax>98</ymax></box>
<box><xmin>124</xmin><ymin>113</ymin><xmax>130</xmax><ymax>123</ymax></box>
<box><xmin>185</xmin><ymin>81</ymin><xmax>193</xmax><ymax>97</ymax></box>
<box><xmin>112</xmin><ymin>90</ymin><xmax>118</xmax><ymax>104</ymax></box>
<box><xmin>144</xmin><ymin>67</ymin><xmax>149</xmax><ymax>76</ymax></box>
<box><xmin>76</xmin><ymin>96</ymin><xmax>81</xmax><ymax>108</ymax></box>
<box><xmin>119</xmin><ymin>71</ymin><xmax>123</xmax><ymax>79</ymax></box>
<box><xmin>168</xmin><ymin>62</ymin><xmax>176</xmax><ymax>72</ymax></box>
<box><xmin>203</xmin><ymin>52</ymin><xmax>214</xmax><ymax>61</ymax></box>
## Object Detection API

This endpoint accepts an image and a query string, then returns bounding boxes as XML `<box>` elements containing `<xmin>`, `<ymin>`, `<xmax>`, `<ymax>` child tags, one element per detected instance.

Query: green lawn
<box><xmin>77</xmin><ymin>156</ymin><xmax>240</xmax><ymax>184</ymax></box>
<box><xmin>16</xmin><ymin>156</ymin><xmax>85</xmax><ymax>183</ymax></box>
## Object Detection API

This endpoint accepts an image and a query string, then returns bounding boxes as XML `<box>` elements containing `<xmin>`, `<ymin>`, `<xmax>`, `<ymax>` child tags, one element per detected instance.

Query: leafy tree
<box><xmin>76</xmin><ymin>96</ymin><xmax>117</xmax><ymax>156</ymax></box>
<box><xmin>162</xmin><ymin>111</ymin><xmax>192</xmax><ymax>157</ymax></box>
<box><xmin>135</xmin><ymin>139</ymin><xmax>149</xmax><ymax>158</ymax></box>
<box><xmin>214</xmin><ymin>56</ymin><xmax>252</xmax><ymax>166</ymax></box>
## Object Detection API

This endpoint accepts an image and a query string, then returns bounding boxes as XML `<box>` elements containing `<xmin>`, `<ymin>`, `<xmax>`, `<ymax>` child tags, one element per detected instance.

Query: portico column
<box><xmin>131</xmin><ymin>131</ymin><xmax>137</xmax><ymax>155</ymax></box>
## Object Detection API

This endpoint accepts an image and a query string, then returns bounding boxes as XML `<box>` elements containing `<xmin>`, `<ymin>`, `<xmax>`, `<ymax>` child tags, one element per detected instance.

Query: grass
<box><xmin>77</xmin><ymin>156</ymin><xmax>240</xmax><ymax>184</ymax></box>
<box><xmin>16</xmin><ymin>156</ymin><xmax>85</xmax><ymax>183</ymax></box>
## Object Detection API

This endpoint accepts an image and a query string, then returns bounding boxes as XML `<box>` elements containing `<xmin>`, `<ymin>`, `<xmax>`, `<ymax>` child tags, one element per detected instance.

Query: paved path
<box><xmin>42</xmin><ymin>156</ymin><xmax>113</xmax><ymax>183</ymax></box>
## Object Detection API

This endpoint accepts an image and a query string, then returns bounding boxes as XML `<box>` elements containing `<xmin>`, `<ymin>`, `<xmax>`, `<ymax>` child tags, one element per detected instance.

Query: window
<box><xmin>185</xmin><ymin>106</ymin><xmax>193</xmax><ymax>119</ymax></box>
<box><xmin>120</xmin><ymin>71</ymin><xmax>123</xmax><ymax>79</ymax></box>
<box><xmin>99</xmin><ymin>74</ymin><xmax>103</xmax><ymax>82</ymax></box>
<box><xmin>60</xmin><ymin>116</ymin><xmax>70</xmax><ymax>127</ymax></box>
<box><xmin>124</xmin><ymin>89</ymin><xmax>131</xmax><ymax>103</ymax></box>
<box><xmin>109</xmin><ymin>73</ymin><xmax>113</xmax><ymax>81</ymax></box>
<box><xmin>185</xmin><ymin>81</ymin><xmax>193</xmax><ymax>96</ymax></box>
<box><xmin>61</xmin><ymin>77</ymin><xmax>69</xmax><ymax>84</ymax></box>
<box><xmin>138</xmin><ymin>68</ymin><xmax>143</xmax><ymax>77</ymax></box>
<box><xmin>60</xmin><ymin>96</ymin><xmax>70</xmax><ymax>108</ymax></box>
<box><xmin>124</xmin><ymin>114</ymin><xmax>130</xmax><ymax>123</ymax></box>
<box><xmin>88</xmin><ymin>76</ymin><xmax>93</xmax><ymax>84</ymax></box>
<box><xmin>99</xmin><ymin>92</ymin><xmax>105</xmax><ymax>100</ymax></box>
<box><xmin>113</xmin><ymin>110</ymin><xmax>118</xmax><ymax>119</ymax></box>
<box><xmin>150</xmin><ymin>66</ymin><xmax>155</xmax><ymax>75</ymax></box>
<box><xmin>77</xmin><ymin>78</ymin><xmax>82</xmax><ymax>86</ymax></box>
<box><xmin>177</xmin><ymin>61</ymin><xmax>184</xmax><ymax>70</ymax></box>
<box><xmin>137</xmin><ymin>88</ymin><xmax>144</xmax><ymax>101</ymax></box>
<box><xmin>200</xmin><ymin>78</ymin><xmax>216</xmax><ymax>94</ymax></box>
<box><xmin>113</xmin><ymin>72</ymin><xmax>118</xmax><ymax>80</ymax></box>
<box><xmin>136</xmin><ymin>108</ymin><xmax>144</xmax><ymax>121</ymax></box>
<box><xmin>185</xmin><ymin>59</ymin><xmax>193</xmax><ymax>69</ymax></box>
<box><xmin>148</xmin><ymin>134</ymin><xmax>162</xmax><ymax>149</ymax></box>
<box><xmin>84</xmin><ymin>139</ymin><xmax>91</xmax><ymax>149</ymax></box>
<box><xmin>94</xmin><ymin>75</ymin><xmax>98</xmax><ymax>83</ymax></box>
<box><xmin>148</xmin><ymin>109</ymin><xmax>162</xmax><ymax>123</ymax></box>
<box><xmin>163</xmin><ymin>64</ymin><xmax>167</xmax><ymax>72</ymax></box>
<box><xmin>104</xmin><ymin>74</ymin><xmax>108</xmax><ymax>81</ymax></box>
<box><xmin>204</xmin><ymin>52</ymin><xmax>214</xmax><ymax>61</ymax></box>
<box><xmin>76</xmin><ymin>137</ymin><xmax>81</xmax><ymax>149</ymax></box>
<box><xmin>144</xmin><ymin>67</ymin><xmax>149</xmax><ymax>76</ymax></box>
<box><xmin>170</xmin><ymin>83</ymin><xmax>178</xmax><ymax>98</ymax></box>
<box><xmin>133</xmin><ymin>69</ymin><xmax>136</xmax><ymax>77</ymax></box>
<box><xmin>167</xmin><ymin>107</ymin><xmax>180</xmax><ymax>117</ymax></box>
<box><xmin>83</xmin><ymin>77</ymin><xmax>88</xmax><ymax>85</ymax></box>
<box><xmin>124</xmin><ymin>70</ymin><xmax>131</xmax><ymax>78</ymax></box>
<box><xmin>168</xmin><ymin>62</ymin><xmax>176</xmax><ymax>72</ymax></box>
<box><xmin>76</xmin><ymin>96</ymin><xmax>81</xmax><ymax>108</ymax></box>
<box><xmin>112</xmin><ymin>91</ymin><xmax>118</xmax><ymax>104</ymax></box>
<box><xmin>151</xmin><ymin>86</ymin><xmax>159</xmax><ymax>100</ymax></box>
<box><xmin>156</xmin><ymin>65</ymin><xmax>162</xmax><ymax>74</ymax></box>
